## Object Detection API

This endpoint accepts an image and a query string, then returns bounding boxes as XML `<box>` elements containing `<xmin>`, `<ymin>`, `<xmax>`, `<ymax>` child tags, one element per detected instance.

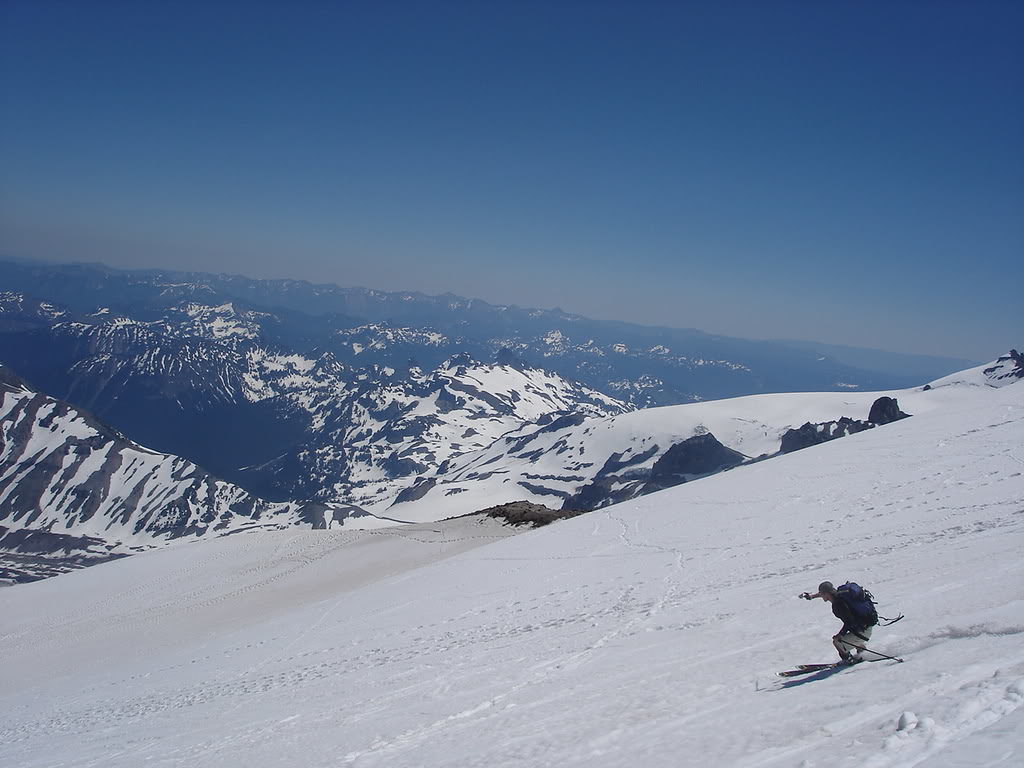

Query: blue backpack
<box><xmin>837</xmin><ymin>582</ymin><xmax>878</xmax><ymax>628</ymax></box>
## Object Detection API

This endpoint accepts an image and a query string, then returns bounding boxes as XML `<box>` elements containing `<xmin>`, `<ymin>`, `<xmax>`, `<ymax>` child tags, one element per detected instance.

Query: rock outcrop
<box><xmin>780</xmin><ymin>417</ymin><xmax>873</xmax><ymax>453</ymax></box>
<box><xmin>782</xmin><ymin>397</ymin><xmax>911</xmax><ymax>453</ymax></box>
<box><xmin>642</xmin><ymin>433</ymin><xmax>746</xmax><ymax>494</ymax></box>
<box><xmin>984</xmin><ymin>349</ymin><xmax>1023</xmax><ymax>384</ymax></box>
<box><xmin>560</xmin><ymin>478</ymin><xmax>639</xmax><ymax>513</ymax></box>
<box><xmin>481</xmin><ymin>501</ymin><xmax>586</xmax><ymax>528</ymax></box>
<box><xmin>558</xmin><ymin>432</ymin><xmax>746</xmax><ymax>511</ymax></box>
<box><xmin>868</xmin><ymin>396</ymin><xmax>910</xmax><ymax>425</ymax></box>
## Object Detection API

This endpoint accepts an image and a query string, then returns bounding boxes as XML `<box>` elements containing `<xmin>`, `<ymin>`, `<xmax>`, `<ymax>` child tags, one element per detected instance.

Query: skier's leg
<box><xmin>832</xmin><ymin>633</ymin><xmax>852</xmax><ymax>660</ymax></box>
<box><xmin>849</xmin><ymin>627</ymin><xmax>875</xmax><ymax>659</ymax></box>
<box><xmin>835</xmin><ymin>628</ymin><xmax>873</xmax><ymax>660</ymax></box>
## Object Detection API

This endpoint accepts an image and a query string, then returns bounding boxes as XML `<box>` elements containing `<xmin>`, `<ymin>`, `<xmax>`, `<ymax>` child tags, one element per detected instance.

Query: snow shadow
<box><xmin>778</xmin><ymin>666</ymin><xmax>850</xmax><ymax>689</ymax></box>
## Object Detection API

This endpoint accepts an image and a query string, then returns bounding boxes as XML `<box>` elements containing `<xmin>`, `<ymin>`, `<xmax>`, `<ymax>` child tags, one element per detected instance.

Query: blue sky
<box><xmin>1</xmin><ymin>1</ymin><xmax>1021</xmax><ymax>360</ymax></box>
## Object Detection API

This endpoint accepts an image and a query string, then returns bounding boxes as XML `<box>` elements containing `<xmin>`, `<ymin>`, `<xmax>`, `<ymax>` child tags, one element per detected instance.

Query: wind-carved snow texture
<box><xmin>0</xmin><ymin>357</ymin><xmax>1021</xmax><ymax>767</ymax></box>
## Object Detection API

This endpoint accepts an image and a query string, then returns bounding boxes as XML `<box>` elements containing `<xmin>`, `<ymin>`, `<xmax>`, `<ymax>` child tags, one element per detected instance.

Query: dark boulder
<box><xmin>868</xmin><ymin>396</ymin><xmax>910</xmax><ymax>425</ymax></box>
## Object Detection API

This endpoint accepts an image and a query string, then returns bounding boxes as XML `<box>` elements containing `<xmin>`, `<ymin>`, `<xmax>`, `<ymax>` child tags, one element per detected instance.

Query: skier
<box><xmin>800</xmin><ymin>581</ymin><xmax>876</xmax><ymax>663</ymax></box>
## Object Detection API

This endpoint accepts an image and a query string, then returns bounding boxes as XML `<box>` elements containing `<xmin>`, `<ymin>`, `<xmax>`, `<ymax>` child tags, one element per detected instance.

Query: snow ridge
<box><xmin>382</xmin><ymin>356</ymin><xmax>1019</xmax><ymax>521</ymax></box>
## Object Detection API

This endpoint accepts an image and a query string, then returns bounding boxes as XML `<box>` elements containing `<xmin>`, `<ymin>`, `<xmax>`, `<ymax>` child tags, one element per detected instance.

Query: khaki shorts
<box><xmin>835</xmin><ymin>626</ymin><xmax>874</xmax><ymax>657</ymax></box>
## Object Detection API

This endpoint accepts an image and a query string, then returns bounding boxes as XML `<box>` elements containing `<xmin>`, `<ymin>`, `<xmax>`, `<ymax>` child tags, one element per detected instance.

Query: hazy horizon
<box><xmin>2</xmin><ymin>2</ymin><xmax>1021</xmax><ymax>360</ymax></box>
<box><xmin>2</xmin><ymin>252</ymin><xmax>989</xmax><ymax>367</ymax></box>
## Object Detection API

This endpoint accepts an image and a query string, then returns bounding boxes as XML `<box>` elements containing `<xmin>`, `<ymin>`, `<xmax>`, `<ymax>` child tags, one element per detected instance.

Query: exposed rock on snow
<box><xmin>480</xmin><ymin>501</ymin><xmax>586</xmax><ymax>528</ymax></box>
<box><xmin>388</xmin><ymin>353</ymin><xmax>1019</xmax><ymax>521</ymax></box>
<box><xmin>391</xmin><ymin>478</ymin><xmax>437</xmax><ymax>506</ymax></box>
<box><xmin>642</xmin><ymin>433</ymin><xmax>746</xmax><ymax>493</ymax></box>
<box><xmin>868</xmin><ymin>395</ymin><xmax>910</xmax><ymax>425</ymax></box>
<box><xmin>987</xmin><ymin>348</ymin><xmax>1023</xmax><ymax>383</ymax></box>
<box><xmin>780</xmin><ymin>397</ymin><xmax>911</xmax><ymax>453</ymax></box>
<box><xmin>927</xmin><ymin>347</ymin><xmax>1023</xmax><ymax>389</ymax></box>
<box><xmin>780</xmin><ymin>416</ymin><xmax>874</xmax><ymax>453</ymax></box>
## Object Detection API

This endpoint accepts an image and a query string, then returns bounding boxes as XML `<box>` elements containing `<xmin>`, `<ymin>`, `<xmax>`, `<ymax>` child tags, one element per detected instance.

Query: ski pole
<box><xmin>849</xmin><ymin>644</ymin><xmax>903</xmax><ymax>663</ymax></box>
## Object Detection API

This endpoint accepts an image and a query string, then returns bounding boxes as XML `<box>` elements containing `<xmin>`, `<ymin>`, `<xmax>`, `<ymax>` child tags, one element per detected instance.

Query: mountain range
<box><xmin>0</xmin><ymin>259</ymin><xmax>977</xmax><ymax>504</ymax></box>
<box><xmin>0</xmin><ymin>257</ymin><xmax>1013</xmax><ymax>583</ymax></box>
<box><xmin>2</xmin><ymin>331</ymin><xmax>1018</xmax><ymax>583</ymax></box>
<box><xmin>0</xmin><ymin>364</ymin><xmax>351</xmax><ymax>583</ymax></box>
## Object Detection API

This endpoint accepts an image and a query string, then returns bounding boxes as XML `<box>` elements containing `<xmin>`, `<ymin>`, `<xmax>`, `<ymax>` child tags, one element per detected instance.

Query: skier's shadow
<box><xmin>779</xmin><ymin>666</ymin><xmax>847</xmax><ymax>688</ymax></box>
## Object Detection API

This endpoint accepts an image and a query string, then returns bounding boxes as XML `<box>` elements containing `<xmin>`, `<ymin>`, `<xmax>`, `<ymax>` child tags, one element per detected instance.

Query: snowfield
<box><xmin>385</xmin><ymin>353</ymin><xmax>1021</xmax><ymax>522</ymax></box>
<box><xmin>1</xmin><ymin>376</ymin><xmax>1022</xmax><ymax>767</ymax></box>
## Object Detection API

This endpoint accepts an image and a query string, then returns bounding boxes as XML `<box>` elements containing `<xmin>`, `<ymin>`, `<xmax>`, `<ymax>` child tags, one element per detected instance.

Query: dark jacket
<box><xmin>831</xmin><ymin>594</ymin><xmax>869</xmax><ymax>636</ymax></box>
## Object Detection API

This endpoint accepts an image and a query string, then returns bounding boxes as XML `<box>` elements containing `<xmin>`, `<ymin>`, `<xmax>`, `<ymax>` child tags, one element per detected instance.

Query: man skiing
<box><xmin>800</xmin><ymin>581</ymin><xmax>876</xmax><ymax>663</ymax></box>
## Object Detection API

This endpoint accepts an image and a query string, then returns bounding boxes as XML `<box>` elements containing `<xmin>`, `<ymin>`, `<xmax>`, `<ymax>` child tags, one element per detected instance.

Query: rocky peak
<box><xmin>984</xmin><ymin>349</ymin><xmax>1023</xmax><ymax>385</ymax></box>
<box><xmin>642</xmin><ymin>433</ymin><xmax>746</xmax><ymax>494</ymax></box>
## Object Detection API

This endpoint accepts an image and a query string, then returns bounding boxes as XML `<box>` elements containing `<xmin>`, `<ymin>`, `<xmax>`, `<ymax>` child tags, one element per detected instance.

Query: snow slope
<box><xmin>1</xmin><ymin>366</ymin><xmax>1021</xmax><ymax>766</ymax></box>
<box><xmin>384</xmin><ymin>353</ymin><xmax>1020</xmax><ymax>521</ymax></box>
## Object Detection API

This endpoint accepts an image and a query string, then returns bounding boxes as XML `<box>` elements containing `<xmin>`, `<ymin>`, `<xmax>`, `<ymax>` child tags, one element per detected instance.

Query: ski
<box><xmin>777</xmin><ymin>663</ymin><xmax>841</xmax><ymax>677</ymax></box>
<box><xmin>778</xmin><ymin>657</ymin><xmax>877</xmax><ymax>677</ymax></box>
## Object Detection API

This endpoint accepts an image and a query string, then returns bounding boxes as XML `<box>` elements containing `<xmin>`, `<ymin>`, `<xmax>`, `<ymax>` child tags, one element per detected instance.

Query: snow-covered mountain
<box><xmin>1</xmin><ymin>290</ymin><xmax>629</xmax><ymax>503</ymax></box>
<box><xmin>371</xmin><ymin>351</ymin><xmax>1024</xmax><ymax>521</ymax></box>
<box><xmin>0</xmin><ymin>366</ymin><xmax>354</xmax><ymax>583</ymax></box>
<box><xmin>0</xmin><ymin>285</ymin><xmax>632</xmax><ymax>503</ymax></box>
<box><xmin>0</xmin><ymin>259</ymin><xmax>990</xmax><ymax>511</ymax></box>
<box><xmin>0</xmin><ymin>257</ymin><xmax>968</xmax><ymax>411</ymax></box>
<box><xmin>0</xmin><ymin>346</ymin><xmax>628</xmax><ymax>581</ymax></box>
<box><xmin>1</xmin><ymin>345</ymin><xmax>1020</xmax><ymax>767</ymax></box>
<box><xmin>264</xmin><ymin>354</ymin><xmax>628</xmax><ymax>509</ymax></box>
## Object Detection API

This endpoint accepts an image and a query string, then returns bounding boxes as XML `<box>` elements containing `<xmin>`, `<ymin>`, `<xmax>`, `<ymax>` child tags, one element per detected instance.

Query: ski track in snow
<box><xmin>1</xmin><ymin>384</ymin><xmax>1022</xmax><ymax>766</ymax></box>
